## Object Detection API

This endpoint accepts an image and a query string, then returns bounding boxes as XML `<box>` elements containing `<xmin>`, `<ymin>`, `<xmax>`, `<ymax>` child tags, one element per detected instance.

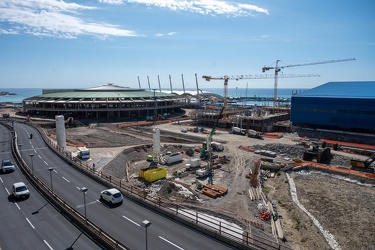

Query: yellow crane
<box><xmin>202</xmin><ymin>73</ymin><xmax>319</xmax><ymax>118</ymax></box>
<box><xmin>262</xmin><ymin>58</ymin><xmax>356</xmax><ymax>107</ymax></box>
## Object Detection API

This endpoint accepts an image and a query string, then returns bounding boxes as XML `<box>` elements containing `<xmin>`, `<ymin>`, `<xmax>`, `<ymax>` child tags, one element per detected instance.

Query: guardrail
<box><xmin>6</xmin><ymin>119</ymin><xmax>292</xmax><ymax>250</ymax></box>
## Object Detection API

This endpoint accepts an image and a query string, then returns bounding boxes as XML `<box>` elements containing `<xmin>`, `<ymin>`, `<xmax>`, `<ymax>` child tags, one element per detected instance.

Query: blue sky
<box><xmin>0</xmin><ymin>0</ymin><xmax>374</xmax><ymax>90</ymax></box>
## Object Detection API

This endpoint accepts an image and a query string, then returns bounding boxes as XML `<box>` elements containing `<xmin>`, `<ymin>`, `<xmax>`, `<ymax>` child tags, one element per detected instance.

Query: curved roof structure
<box><xmin>32</xmin><ymin>83</ymin><xmax>176</xmax><ymax>100</ymax></box>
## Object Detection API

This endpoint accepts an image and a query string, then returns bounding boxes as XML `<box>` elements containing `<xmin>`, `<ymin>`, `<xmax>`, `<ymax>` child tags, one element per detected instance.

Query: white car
<box><xmin>100</xmin><ymin>188</ymin><xmax>123</xmax><ymax>204</ymax></box>
<box><xmin>2</xmin><ymin>160</ymin><xmax>15</xmax><ymax>173</ymax></box>
<box><xmin>12</xmin><ymin>182</ymin><xmax>30</xmax><ymax>200</ymax></box>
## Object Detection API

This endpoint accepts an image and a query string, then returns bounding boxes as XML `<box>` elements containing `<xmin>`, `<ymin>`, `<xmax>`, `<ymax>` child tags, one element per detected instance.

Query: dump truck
<box><xmin>247</xmin><ymin>129</ymin><xmax>263</xmax><ymax>139</ymax></box>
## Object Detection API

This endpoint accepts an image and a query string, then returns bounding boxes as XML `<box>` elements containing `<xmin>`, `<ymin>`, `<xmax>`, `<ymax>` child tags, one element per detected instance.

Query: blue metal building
<box><xmin>290</xmin><ymin>81</ymin><xmax>375</xmax><ymax>131</ymax></box>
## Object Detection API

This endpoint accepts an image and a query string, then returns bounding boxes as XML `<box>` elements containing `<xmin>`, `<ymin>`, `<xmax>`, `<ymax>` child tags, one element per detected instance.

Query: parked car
<box><xmin>181</xmin><ymin>128</ymin><xmax>188</xmax><ymax>133</ymax></box>
<box><xmin>100</xmin><ymin>188</ymin><xmax>123</xmax><ymax>204</ymax></box>
<box><xmin>12</xmin><ymin>182</ymin><xmax>30</xmax><ymax>200</ymax></box>
<box><xmin>1</xmin><ymin>160</ymin><xmax>15</xmax><ymax>173</ymax></box>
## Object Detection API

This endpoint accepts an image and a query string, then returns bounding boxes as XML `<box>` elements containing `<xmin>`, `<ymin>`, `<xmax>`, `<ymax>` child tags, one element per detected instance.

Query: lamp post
<box><xmin>29</xmin><ymin>153</ymin><xmax>34</xmax><ymax>172</ymax></box>
<box><xmin>81</xmin><ymin>187</ymin><xmax>88</xmax><ymax>223</ymax></box>
<box><xmin>48</xmin><ymin>167</ymin><xmax>54</xmax><ymax>193</ymax></box>
<box><xmin>142</xmin><ymin>220</ymin><xmax>151</xmax><ymax>250</ymax></box>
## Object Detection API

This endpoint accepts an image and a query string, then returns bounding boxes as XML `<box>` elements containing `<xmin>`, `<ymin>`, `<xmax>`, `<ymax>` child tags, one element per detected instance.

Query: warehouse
<box><xmin>22</xmin><ymin>83</ymin><xmax>186</xmax><ymax>120</ymax></box>
<box><xmin>290</xmin><ymin>81</ymin><xmax>375</xmax><ymax>132</ymax></box>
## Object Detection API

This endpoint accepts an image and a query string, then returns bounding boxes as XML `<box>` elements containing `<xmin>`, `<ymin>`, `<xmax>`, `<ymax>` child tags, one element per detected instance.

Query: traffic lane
<box><xmin>0</xmin><ymin>174</ymin><xmax>101</xmax><ymax>250</ymax></box>
<box><xmin>1</xmin><ymin>125</ymin><xmax>101</xmax><ymax>250</ymax></box>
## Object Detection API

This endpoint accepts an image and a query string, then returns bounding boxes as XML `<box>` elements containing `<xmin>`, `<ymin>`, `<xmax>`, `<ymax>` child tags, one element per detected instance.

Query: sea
<box><xmin>0</xmin><ymin>87</ymin><xmax>308</xmax><ymax>106</ymax></box>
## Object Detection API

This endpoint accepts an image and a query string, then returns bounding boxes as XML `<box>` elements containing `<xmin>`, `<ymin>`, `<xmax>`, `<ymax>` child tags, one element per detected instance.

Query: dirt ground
<box><xmin>3</xmin><ymin>107</ymin><xmax>374</xmax><ymax>250</ymax></box>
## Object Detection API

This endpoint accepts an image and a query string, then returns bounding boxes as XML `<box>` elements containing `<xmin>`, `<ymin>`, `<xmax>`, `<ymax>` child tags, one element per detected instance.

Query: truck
<box><xmin>78</xmin><ymin>147</ymin><xmax>90</xmax><ymax>160</ymax></box>
<box><xmin>211</xmin><ymin>141</ymin><xmax>224</xmax><ymax>152</ymax></box>
<box><xmin>247</xmin><ymin>129</ymin><xmax>263</xmax><ymax>139</ymax></box>
<box><xmin>164</xmin><ymin>152</ymin><xmax>183</xmax><ymax>165</ymax></box>
<box><xmin>231</xmin><ymin>126</ymin><xmax>246</xmax><ymax>135</ymax></box>
<box><xmin>188</xmin><ymin>158</ymin><xmax>201</xmax><ymax>168</ymax></box>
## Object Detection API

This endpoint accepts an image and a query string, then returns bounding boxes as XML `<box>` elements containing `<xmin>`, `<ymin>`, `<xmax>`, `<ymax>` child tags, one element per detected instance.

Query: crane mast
<box><xmin>262</xmin><ymin>58</ymin><xmax>356</xmax><ymax>107</ymax></box>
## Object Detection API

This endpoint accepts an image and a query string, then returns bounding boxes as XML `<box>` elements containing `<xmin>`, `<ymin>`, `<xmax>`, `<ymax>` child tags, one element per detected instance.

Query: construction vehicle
<box><xmin>231</xmin><ymin>126</ymin><xmax>246</xmax><ymax>135</ymax></box>
<box><xmin>350</xmin><ymin>153</ymin><xmax>375</xmax><ymax>171</ymax></box>
<box><xmin>247</xmin><ymin>129</ymin><xmax>263</xmax><ymax>139</ymax></box>
<box><xmin>202</xmin><ymin>73</ymin><xmax>319</xmax><ymax>118</ymax></box>
<box><xmin>261</xmin><ymin>58</ymin><xmax>356</xmax><ymax>107</ymax></box>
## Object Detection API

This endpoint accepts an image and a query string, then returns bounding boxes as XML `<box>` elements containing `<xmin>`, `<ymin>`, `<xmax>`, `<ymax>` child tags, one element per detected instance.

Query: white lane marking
<box><xmin>38</xmin><ymin>155</ymin><xmax>42</xmax><ymax>159</ymax></box>
<box><xmin>5</xmin><ymin>187</ymin><xmax>9</xmax><ymax>195</ymax></box>
<box><xmin>26</xmin><ymin>218</ymin><xmax>35</xmax><ymax>229</ymax></box>
<box><xmin>44</xmin><ymin>161</ymin><xmax>49</xmax><ymax>166</ymax></box>
<box><xmin>15</xmin><ymin>203</ymin><xmax>21</xmax><ymax>210</ymax></box>
<box><xmin>0</xmin><ymin>177</ymin><xmax>3</xmax><ymax>183</ymax></box>
<box><xmin>44</xmin><ymin>240</ymin><xmax>53</xmax><ymax>250</ymax></box>
<box><xmin>62</xmin><ymin>177</ymin><xmax>70</xmax><ymax>183</ymax></box>
<box><xmin>34</xmin><ymin>149</ymin><xmax>37</xmax><ymax>153</ymax></box>
<box><xmin>159</xmin><ymin>236</ymin><xmax>184</xmax><ymax>250</ymax></box>
<box><xmin>53</xmin><ymin>169</ymin><xmax>58</xmax><ymax>173</ymax></box>
<box><xmin>122</xmin><ymin>215</ymin><xmax>140</xmax><ymax>226</ymax></box>
<box><xmin>76</xmin><ymin>200</ymin><xmax>97</xmax><ymax>209</ymax></box>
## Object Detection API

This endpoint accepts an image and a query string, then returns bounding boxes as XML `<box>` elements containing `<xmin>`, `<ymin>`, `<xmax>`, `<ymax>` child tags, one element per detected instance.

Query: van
<box><xmin>12</xmin><ymin>182</ymin><xmax>30</xmax><ymax>200</ymax></box>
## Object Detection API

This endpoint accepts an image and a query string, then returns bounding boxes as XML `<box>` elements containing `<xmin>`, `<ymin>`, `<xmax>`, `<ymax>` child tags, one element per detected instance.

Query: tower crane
<box><xmin>202</xmin><ymin>73</ymin><xmax>319</xmax><ymax>119</ymax></box>
<box><xmin>261</xmin><ymin>58</ymin><xmax>356</xmax><ymax>107</ymax></box>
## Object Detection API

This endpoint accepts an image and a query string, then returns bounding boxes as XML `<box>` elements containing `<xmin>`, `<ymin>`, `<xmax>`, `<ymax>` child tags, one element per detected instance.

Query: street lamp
<box><xmin>29</xmin><ymin>153</ymin><xmax>34</xmax><ymax>172</ymax></box>
<box><xmin>142</xmin><ymin>220</ymin><xmax>151</xmax><ymax>250</ymax></box>
<box><xmin>48</xmin><ymin>167</ymin><xmax>54</xmax><ymax>193</ymax></box>
<box><xmin>81</xmin><ymin>187</ymin><xmax>88</xmax><ymax>223</ymax></box>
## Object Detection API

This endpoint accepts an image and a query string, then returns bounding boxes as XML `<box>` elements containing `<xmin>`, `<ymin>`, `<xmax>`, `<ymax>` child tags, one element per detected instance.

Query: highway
<box><xmin>0</xmin><ymin>123</ymin><xmax>101</xmax><ymax>250</ymax></box>
<box><xmin>11</xmin><ymin>122</ymin><xmax>236</xmax><ymax>250</ymax></box>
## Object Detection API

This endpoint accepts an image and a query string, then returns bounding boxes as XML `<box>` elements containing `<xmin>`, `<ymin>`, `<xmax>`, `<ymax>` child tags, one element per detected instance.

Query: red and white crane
<box><xmin>261</xmin><ymin>58</ymin><xmax>356</xmax><ymax>107</ymax></box>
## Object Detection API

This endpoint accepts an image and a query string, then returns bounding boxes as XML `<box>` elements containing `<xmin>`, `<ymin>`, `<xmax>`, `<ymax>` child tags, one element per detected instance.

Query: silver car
<box><xmin>2</xmin><ymin>160</ymin><xmax>15</xmax><ymax>173</ymax></box>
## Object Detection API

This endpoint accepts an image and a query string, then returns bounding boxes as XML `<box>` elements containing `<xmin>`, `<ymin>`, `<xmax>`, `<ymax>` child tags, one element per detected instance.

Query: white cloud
<box><xmin>0</xmin><ymin>0</ymin><xmax>139</xmax><ymax>38</ymax></box>
<box><xmin>103</xmin><ymin>0</ymin><xmax>269</xmax><ymax>16</ymax></box>
<box><xmin>155</xmin><ymin>31</ymin><xmax>176</xmax><ymax>37</ymax></box>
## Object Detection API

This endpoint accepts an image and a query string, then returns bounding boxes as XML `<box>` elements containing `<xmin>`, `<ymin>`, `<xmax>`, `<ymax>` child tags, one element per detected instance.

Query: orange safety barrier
<box><xmin>294</xmin><ymin>162</ymin><xmax>375</xmax><ymax>179</ymax></box>
<box><xmin>263</xmin><ymin>132</ymin><xmax>282</xmax><ymax>139</ymax></box>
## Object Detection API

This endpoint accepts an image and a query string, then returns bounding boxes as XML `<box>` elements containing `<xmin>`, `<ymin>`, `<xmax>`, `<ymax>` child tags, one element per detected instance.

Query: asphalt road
<box><xmin>0</xmin><ymin>123</ymin><xmax>100</xmax><ymax>250</ymax></box>
<box><xmin>12</xmin><ymin>122</ymin><xmax>236</xmax><ymax>250</ymax></box>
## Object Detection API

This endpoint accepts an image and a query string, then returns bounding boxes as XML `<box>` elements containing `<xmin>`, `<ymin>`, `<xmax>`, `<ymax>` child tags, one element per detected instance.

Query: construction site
<box><xmin>23</xmin><ymin>103</ymin><xmax>372</xmax><ymax>250</ymax></box>
<box><xmin>3</xmin><ymin>58</ymin><xmax>375</xmax><ymax>250</ymax></box>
